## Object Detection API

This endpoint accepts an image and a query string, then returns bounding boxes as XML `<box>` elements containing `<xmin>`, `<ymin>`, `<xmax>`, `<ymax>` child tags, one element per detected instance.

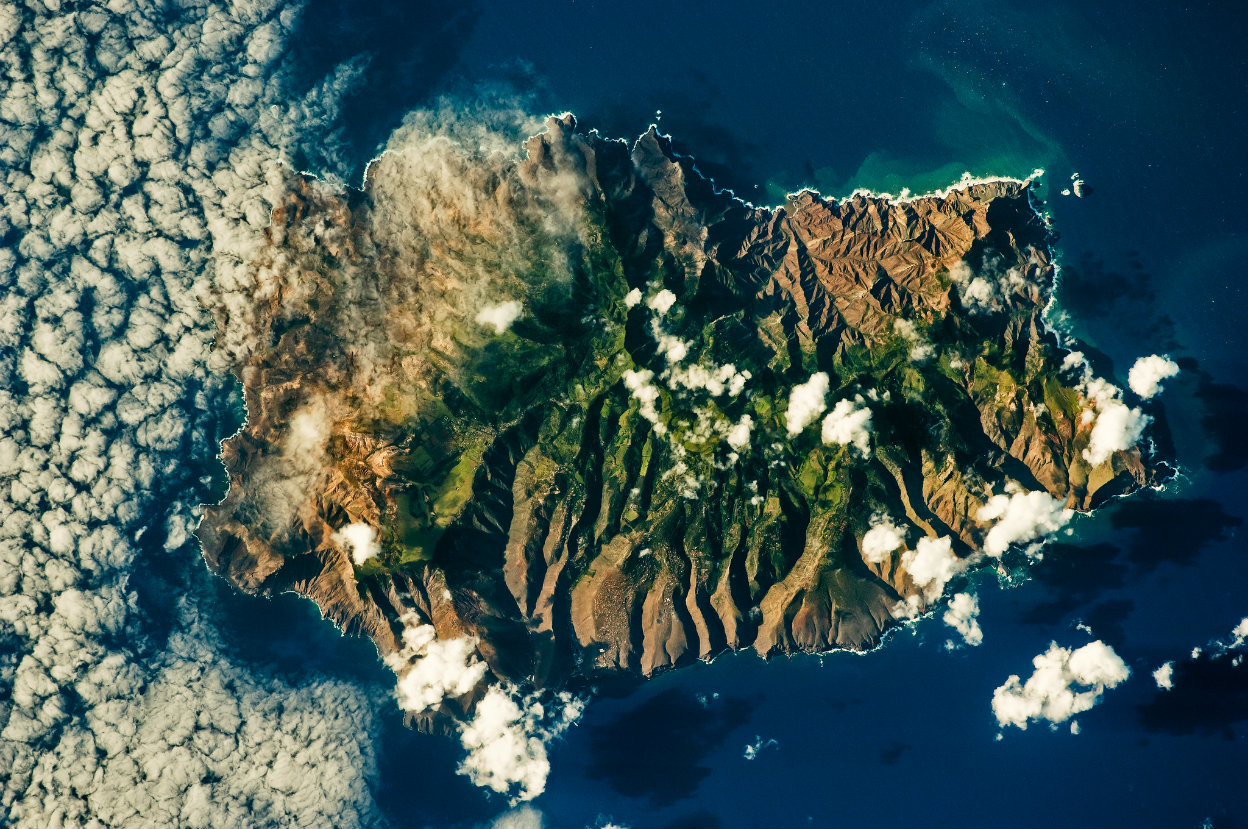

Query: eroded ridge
<box><xmin>198</xmin><ymin>115</ymin><xmax>1163</xmax><ymax>727</ymax></box>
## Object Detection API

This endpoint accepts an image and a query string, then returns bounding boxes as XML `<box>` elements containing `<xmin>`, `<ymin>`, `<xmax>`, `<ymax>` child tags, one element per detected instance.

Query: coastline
<box><xmin>193</xmin><ymin>113</ymin><xmax>1167</xmax><ymax>743</ymax></box>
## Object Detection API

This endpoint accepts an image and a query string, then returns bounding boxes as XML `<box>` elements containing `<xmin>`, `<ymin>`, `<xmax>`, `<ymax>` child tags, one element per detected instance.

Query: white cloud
<box><xmin>1230</xmin><ymin>617</ymin><xmax>1248</xmax><ymax>649</ymax></box>
<box><xmin>334</xmin><ymin>522</ymin><xmax>380</xmax><ymax>565</ymax></box>
<box><xmin>785</xmin><ymin>372</ymin><xmax>829</xmax><ymax>436</ymax></box>
<box><xmin>650</xmin><ymin>320</ymin><xmax>688</xmax><ymax>363</ymax></box>
<box><xmin>623</xmin><ymin>368</ymin><xmax>664</xmax><ymax>433</ymax></box>
<box><xmin>861</xmin><ymin>514</ymin><xmax>906</xmax><ymax>564</ymax></box>
<box><xmin>2</xmin><ymin>571</ymin><xmax>384</xmax><ymax>829</ymax></box>
<box><xmin>894</xmin><ymin>318</ymin><xmax>934</xmax><ymax>362</ymax></box>
<box><xmin>488</xmin><ymin>806</ymin><xmax>547</xmax><ymax>829</ymax></box>
<box><xmin>891</xmin><ymin>595</ymin><xmax>924</xmax><ymax>620</ymax></box>
<box><xmin>821</xmin><ymin>397</ymin><xmax>873</xmax><ymax>456</ymax></box>
<box><xmin>1084</xmin><ymin>400</ymin><xmax>1149</xmax><ymax>466</ymax></box>
<box><xmin>943</xmin><ymin>592</ymin><xmax>983</xmax><ymax>646</ymax></box>
<box><xmin>381</xmin><ymin>618</ymin><xmax>583</xmax><ymax>803</ymax></box>
<box><xmin>977</xmin><ymin>488</ymin><xmax>1073</xmax><ymax>557</ymax></box>
<box><xmin>726</xmin><ymin>414</ymin><xmax>754</xmax><ymax>451</ymax></box>
<box><xmin>1152</xmin><ymin>661</ymin><xmax>1174</xmax><ymax>690</ymax></box>
<box><xmin>961</xmin><ymin>276</ymin><xmax>998</xmax><ymax>309</ymax></box>
<box><xmin>900</xmin><ymin>536</ymin><xmax>962</xmax><ymax>601</ymax></box>
<box><xmin>666</xmin><ymin>362</ymin><xmax>749</xmax><ymax>397</ymax></box>
<box><xmin>893</xmin><ymin>318</ymin><xmax>918</xmax><ymax>339</ymax></box>
<box><xmin>458</xmin><ymin>685</ymin><xmax>584</xmax><ymax>803</ymax></box>
<box><xmin>646</xmin><ymin>288</ymin><xmax>677</xmax><ymax>316</ymax></box>
<box><xmin>1080</xmin><ymin>377</ymin><xmax>1150</xmax><ymax>466</ymax></box>
<box><xmin>742</xmin><ymin>735</ymin><xmax>779</xmax><ymax>760</ymax></box>
<box><xmin>623</xmin><ymin>287</ymin><xmax>642</xmax><ymax>308</ymax></box>
<box><xmin>992</xmin><ymin>640</ymin><xmax>1130</xmax><ymax>730</ymax></box>
<box><xmin>476</xmin><ymin>300</ymin><xmax>525</xmax><ymax>334</ymax></box>
<box><xmin>0</xmin><ymin>3</ymin><xmax>390</xmax><ymax>825</ymax></box>
<box><xmin>1193</xmin><ymin>616</ymin><xmax>1248</xmax><ymax>662</ymax></box>
<box><xmin>1127</xmin><ymin>354</ymin><xmax>1180</xmax><ymax>399</ymax></box>
<box><xmin>285</xmin><ymin>400</ymin><xmax>332</xmax><ymax>465</ymax></box>
<box><xmin>948</xmin><ymin>257</ymin><xmax>1031</xmax><ymax>314</ymax></box>
<box><xmin>1061</xmin><ymin>351</ymin><xmax>1088</xmax><ymax>374</ymax></box>
<box><xmin>384</xmin><ymin>616</ymin><xmax>488</xmax><ymax>714</ymax></box>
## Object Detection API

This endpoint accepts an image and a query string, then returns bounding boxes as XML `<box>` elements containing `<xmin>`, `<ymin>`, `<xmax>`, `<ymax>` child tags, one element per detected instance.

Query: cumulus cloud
<box><xmin>646</xmin><ymin>288</ymin><xmax>677</xmax><ymax>316</ymax></box>
<box><xmin>977</xmin><ymin>487</ymin><xmax>1073</xmax><ymax>557</ymax></box>
<box><xmin>1127</xmin><ymin>354</ymin><xmax>1180</xmax><ymax>399</ymax></box>
<box><xmin>666</xmin><ymin>363</ymin><xmax>749</xmax><ymax>397</ymax></box>
<box><xmin>821</xmin><ymin>397</ymin><xmax>873</xmax><ymax>456</ymax></box>
<box><xmin>992</xmin><ymin>641</ymin><xmax>1130</xmax><ymax>730</ymax></box>
<box><xmin>334</xmin><ymin>522</ymin><xmax>380</xmax><ymax>565</ymax></box>
<box><xmin>1085</xmin><ymin>401</ymin><xmax>1149</xmax><ymax>466</ymax></box>
<box><xmin>476</xmin><ymin>300</ymin><xmax>524</xmax><ymax>334</ymax></box>
<box><xmin>650</xmin><ymin>320</ymin><xmax>689</xmax><ymax>364</ymax></box>
<box><xmin>742</xmin><ymin>736</ymin><xmax>779</xmax><ymax>760</ymax></box>
<box><xmin>943</xmin><ymin>592</ymin><xmax>983</xmax><ymax>646</ymax></box>
<box><xmin>285</xmin><ymin>399</ymin><xmax>334</xmax><ymax>470</ymax></box>
<box><xmin>385</xmin><ymin>617</ymin><xmax>488</xmax><ymax>714</ymax></box>
<box><xmin>2</xmin><ymin>567</ymin><xmax>384</xmax><ymax>829</ymax></box>
<box><xmin>726</xmin><ymin>414</ymin><xmax>754</xmax><ymax>451</ymax></box>
<box><xmin>623</xmin><ymin>368</ymin><xmax>664</xmax><ymax>433</ymax></box>
<box><xmin>949</xmin><ymin>258</ymin><xmax>1028</xmax><ymax>313</ymax></box>
<box><xmin>0</xmin><ymin>2</ymin><xmax>392</xmax><ymax>825</ymax></box>
<box><xmin>623</xmin><ymin>287</ymin><xmax>642</xmax><ymax>308</ymax></box>
<box><xmin>1191</xmin><ymin>616</ymin><xmax>1248</xmax><ymax>661</ymax></box>
<box><xmin>458</xmin><ymin>685</ymin><xmax>584</xmax><ymax>803</ymax></box>
<box><xmin>488</xmin><ymin>806</ymin><xmax>547</xmax><ymax>829</ymax></box>
<box><xmin>785</xmin><ymin>372</ymin><xmax>829</xmax><ymax>436</ymax></box>
<box><xmin>1146</xmin><ymin>617</ymin><xmax>1248</xmax><ymax>698</ymax></box>
<box><xmin>1061</xmin><ymin>351</ymin><xmax>1088</xmax><ymax>375</ymax></box>
<box><xmin>893</xmin><ymin>318</ymin><xmax>934</xmax><ymax>362</ymax></box>
<box><xmin>900</xmin><ymin>536</ymin><xmax>962</xmax><ymax>601</ymax></box>
<box><xmin>381</xmin><ymin>617</ymin><xmax>586</xmax><ymax>801</ymax></box>
<box><xmin>378</xmin><ymin>618</ymin><xmax>586</xmax><ymax>805</ymax></box>
<box><xmin>1081</xmin><ymin>378</ymin><xmax>1150</xmax><ymax>466</ymax></box>
<box><xmin>861</xmin><ymin>514</ymin><xmax>906</xmax><ymax>564</ymax></box>
<box><xmin>1230</xmin><ymin>617</ymin><xmax>1248</xmax><ymax>649</ymax></box>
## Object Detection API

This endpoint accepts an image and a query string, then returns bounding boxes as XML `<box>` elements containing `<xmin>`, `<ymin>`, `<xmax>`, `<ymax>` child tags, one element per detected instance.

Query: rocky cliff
<box><xmin>198</xmin><ymin>115</ymin><xmax>1164</xmax><ymax>719</ymax></box>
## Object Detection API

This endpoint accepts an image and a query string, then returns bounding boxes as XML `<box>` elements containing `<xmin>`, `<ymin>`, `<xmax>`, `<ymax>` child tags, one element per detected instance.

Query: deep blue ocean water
<box><xmin>220</xmin><ymin>1</ymin><xmax>1248</xmax><ymax>825</ymax></box>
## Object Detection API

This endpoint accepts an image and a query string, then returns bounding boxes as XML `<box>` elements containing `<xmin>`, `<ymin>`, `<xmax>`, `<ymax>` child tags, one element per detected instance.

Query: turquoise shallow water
<box><xmin>226</xmin><ymin>1</ymin><xmax>1248</xmax><ymax>825</ymax></box>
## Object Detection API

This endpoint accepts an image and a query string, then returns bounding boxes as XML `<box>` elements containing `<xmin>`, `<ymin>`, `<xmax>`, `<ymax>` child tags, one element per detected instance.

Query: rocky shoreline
<box><xmin>197</xmin><ymin>116</ymin><xmax>1166</xmax><ymax>731</ymax></box>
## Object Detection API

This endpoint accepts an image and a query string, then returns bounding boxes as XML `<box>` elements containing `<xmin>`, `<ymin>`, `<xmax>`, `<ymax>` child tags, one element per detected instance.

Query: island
<box><xmin>197</xmin><ymin>115</ymin><xmax>1164</xmax><ymax>735</ymax></box>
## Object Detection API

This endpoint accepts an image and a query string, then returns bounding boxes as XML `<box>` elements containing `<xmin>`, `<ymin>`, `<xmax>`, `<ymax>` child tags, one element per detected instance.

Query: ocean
<box><xmin>233</xmin><ymin>0</ymin><xmax>1248</xmax><ymax>825</ymax></box>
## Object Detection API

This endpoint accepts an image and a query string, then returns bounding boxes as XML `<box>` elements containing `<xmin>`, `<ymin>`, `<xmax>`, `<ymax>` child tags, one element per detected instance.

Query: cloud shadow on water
<box><xmin>557</xmin><ymin>67</ymin><xmax>771</xmax><ymax>201</ymax></box>
<box><xmin>1138</xmin><ymin>655</ymin><xmax>1248</xmax><ymax>739</ymax></box>
<box><xmin>1176</xmin><ymin>358</ymin><xmax>1248</xmax><ymax>474</ymax></box>
<box><xmin>289</xmin><ymin>0</ymin><xmax>480</xmax><ymax>180</ymax></box>
<box><xmin>1022</xmin><ymin>495</ymin><xmax>1240</xmax><ymax>640</ymax></box>
<box><xmin>878</xmin><ymin>741</ymin><xmax>911</xmax><ymax>767</ymax></box>
<box><xmin>584</xmin><ymin>689</ymin><xmax>752</xmax><ymax>807</ymax></box>
<box><xmin>1020</xmin><ymin>549</ymin><xmax>1135</xmax><ymax>646</ymax></box>
<box><xmin>1021</xmin><ymin>542</ymin><xmax>1127</xmax><ymax>628</ymax></box>
<box><xmin>1075</xmin><ymin>598</ymin><xmax>1136</xmax><ymax>649</ymax></box>
<box><xmin>1194</xmin><ymin>379</ymin><xmax>1248</xmax><ymax>473</ymax></box>
<box><xmin>661</xmin><ymin>810</ymin><xmax>723</xmax><ymax>829</ymax></box>
<box><xmin>1108</xmin><ymin>497</ymin><xmax>1242</xmax><ymax>572</ymax></box>
<box><xmin>1054</xmin><ymin>253</ymin><xmax>1179</xmax><ymax>350</ymax></box>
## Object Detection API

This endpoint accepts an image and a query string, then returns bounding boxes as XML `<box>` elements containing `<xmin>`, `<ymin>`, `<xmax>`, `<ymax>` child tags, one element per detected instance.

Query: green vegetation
<box><xmin>351</xmin><ymin>173</ymin><xmax>1097</xmax><ymax>611</ymax></box>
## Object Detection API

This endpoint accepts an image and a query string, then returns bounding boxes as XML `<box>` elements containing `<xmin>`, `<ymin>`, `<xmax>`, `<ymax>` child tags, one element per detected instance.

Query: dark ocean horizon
<box><xmin>216</xmin><ymin>1</ymin><xmax>1248</xmax><ymax>826</ymax></box>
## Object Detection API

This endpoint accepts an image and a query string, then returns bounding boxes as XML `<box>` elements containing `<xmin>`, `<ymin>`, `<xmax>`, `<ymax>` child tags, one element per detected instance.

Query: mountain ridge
<box><xmin>197</xmin><ymin>115</ymin><xmax>1164</xmax><ymax>731</ymax></box>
